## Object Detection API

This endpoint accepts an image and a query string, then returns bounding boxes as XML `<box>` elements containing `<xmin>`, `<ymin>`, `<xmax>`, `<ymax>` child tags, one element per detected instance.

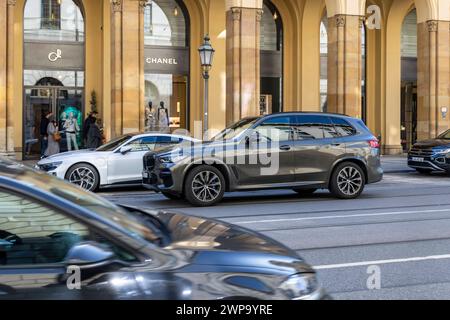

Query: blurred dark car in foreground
<box><xmin>408</xmin><ymin>129</ymin><xmax>450</xmax><ymax>174</ymax></box>
<box><xmin>0</xmin><ymin>159</ymin><xmax>327</xmax><ymax>300</ymax></box>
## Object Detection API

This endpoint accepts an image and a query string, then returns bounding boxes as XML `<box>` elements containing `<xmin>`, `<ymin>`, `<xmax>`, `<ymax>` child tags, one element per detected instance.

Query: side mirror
<box><xmin>63</xmin><ymin>242</ymin><xmax>115</xmax><ymax>266</ymax></box>
<box><xmin>120</xmin><ymin>146</ymin><xmax>133</xmax><ymax>155</ymax></box>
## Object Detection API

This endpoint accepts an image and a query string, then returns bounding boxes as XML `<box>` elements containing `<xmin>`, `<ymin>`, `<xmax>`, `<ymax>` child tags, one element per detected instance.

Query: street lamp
<box><xmin>198</xmin><ymin>35</ymin><xmax>215</xmax><ymax>136</ymax></box>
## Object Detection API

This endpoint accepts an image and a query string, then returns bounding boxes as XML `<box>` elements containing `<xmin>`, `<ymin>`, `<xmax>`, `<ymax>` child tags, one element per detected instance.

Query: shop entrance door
<box><xmin>401</xmin><ymin>82</ymin><xmax>418</xmax><ymax>152</ymax></box>
<box><xmin>24</xmin><ymin>86</ymin><xmax>84</xmax><ymax>159</ymax></box>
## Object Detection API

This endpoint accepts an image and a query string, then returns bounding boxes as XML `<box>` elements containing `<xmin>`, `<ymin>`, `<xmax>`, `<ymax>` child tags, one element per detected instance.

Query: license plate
<box><xmin>412</xmin><ymin>157</ymin><xmax>424</xmax><ymax>162</ymax></box>
<box><xmin>142</xmin><ymin>171</ymin><xmax>149</xmax><ymax>178</ymax></box>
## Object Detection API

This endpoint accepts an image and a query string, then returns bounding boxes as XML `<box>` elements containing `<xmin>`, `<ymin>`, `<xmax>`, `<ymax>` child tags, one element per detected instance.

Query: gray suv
<box><xmin>143</xmin><ymin>113</ymin><xmax>383</xmax><ymax>206</ymax></box>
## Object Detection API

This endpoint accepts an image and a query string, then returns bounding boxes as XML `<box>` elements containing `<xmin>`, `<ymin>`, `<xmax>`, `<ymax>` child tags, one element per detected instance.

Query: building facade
<box><xmin>0</xmin><ymin>0</ymin><xmax>449</xmax><ymax>160</ymax></box>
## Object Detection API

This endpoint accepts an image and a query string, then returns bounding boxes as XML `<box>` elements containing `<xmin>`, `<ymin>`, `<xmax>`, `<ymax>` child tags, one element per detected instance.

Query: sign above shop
<box><xmin>144</xmin><ymin>46</ymin><xmax>189</xmax><ymax>74</ymax></box>
<box><xmin>24</xmin><ymin>41</ymin><xmax>84</xmax><ymax>71</ymax></box>
<box><xmin>48</xmin><ymin>49</ymin><xmax>63</xmax><ymax>62</ymax></box>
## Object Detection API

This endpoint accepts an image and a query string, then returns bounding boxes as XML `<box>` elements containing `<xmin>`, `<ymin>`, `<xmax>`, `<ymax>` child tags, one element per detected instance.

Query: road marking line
<box><xmin>233</xmin><ymin>208</ymin><xmax>450</xmax><ymax>225</ymax></box>
<box><xmin>314</xmin><ymin>254</ymin><xmax>450</xmax><ymax>270</ymax></box>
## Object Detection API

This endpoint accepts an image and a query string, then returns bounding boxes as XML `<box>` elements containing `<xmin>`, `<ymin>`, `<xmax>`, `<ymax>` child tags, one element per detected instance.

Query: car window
<box><xmin>96</xmin><ymin>135</ymin><xmax>131</xmax><ymax>152</ymax></box>
<box><xmin>128</xmin><ymin>136</ymin><xmax>158</xmax><ymax>152</ymax></box>
<box><xmin>155</xmin><ymin>136</ymin><xmax>183</xmax><ymax>149</ymax></box>
<box><xmin>293</xmin><ymin>115</ymin><xmax>338</xmax><ymax>140</ymax></box>
<box><xmin>330</xmin><ymin>117</ymin><xmax>357</xmax><ymax>137</ymax></box>
<box><xmin>254</xmin><ymin>116</ymin><xmax>295</xmax><ymax>142</ymax></box>
<box><xmin>438</xmin><ymin>130</ymin><xmax>450</xmax><ymax>140</ymax></box>
<box><xmin>0</xmin><ymin>189</ymin><xmax>137</xmax><ymax>266</ymax></box>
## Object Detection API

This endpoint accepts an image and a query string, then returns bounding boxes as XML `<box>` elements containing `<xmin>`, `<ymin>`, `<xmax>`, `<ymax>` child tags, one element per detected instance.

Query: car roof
<box><xmin>259</xmin><ymin>112</ymin><xmax>354</xmax><ymax>119</ymax></box>
<box><xmin>129</xmin><ymin>132</ymin><xmax>199</xmax><ymax>140</ymax></box>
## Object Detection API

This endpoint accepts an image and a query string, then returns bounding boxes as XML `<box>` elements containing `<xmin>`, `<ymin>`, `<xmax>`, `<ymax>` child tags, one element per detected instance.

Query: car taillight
<box><xmin>369</xmin><ymin>139</ymin><xmax>380</xmax><ymax>149</ymax></box>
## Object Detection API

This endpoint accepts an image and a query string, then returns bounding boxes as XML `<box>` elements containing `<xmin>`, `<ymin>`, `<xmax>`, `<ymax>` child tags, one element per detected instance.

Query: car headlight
<box><xmin>38</xmin><ymin>161</ymin><xmax>63</xmax><ymax>172</ymax></box>
<box><xmin>279</xmin><ymin>273</ymin><xmax>320</xmax><ymax>300</ymax></box>
<box><xmin>159</xmin><ymin>154</ymin><xmax>189</xmax><ymax>164</ymax></box>
<box><xmin>435</xmin><ymin>148</ymin><xmax>450</xmax><ymax>155</ymax></box>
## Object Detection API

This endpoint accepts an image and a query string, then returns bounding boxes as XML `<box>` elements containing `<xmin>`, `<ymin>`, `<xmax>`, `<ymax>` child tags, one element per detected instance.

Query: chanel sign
<box><xmin>144</xmin><ymin>46</ymin><xmax>189</xmax><ymax>74</ymax></box>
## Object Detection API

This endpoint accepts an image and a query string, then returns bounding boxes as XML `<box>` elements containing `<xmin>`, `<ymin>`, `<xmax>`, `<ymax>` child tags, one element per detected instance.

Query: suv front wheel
<box><xmin>330</xmin><ymin>162</ymin><xmax>366</xmax><ymax>199</ymax></box>
<box><xmin>184</xmin><ymin>166</ymin><xmax>226</xmax><ymax>207</ymax></box>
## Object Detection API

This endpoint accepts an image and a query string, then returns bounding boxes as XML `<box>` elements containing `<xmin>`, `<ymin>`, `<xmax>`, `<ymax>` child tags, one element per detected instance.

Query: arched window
<box><xmin>144</xmin><ymin>0</ymin><xmax>188</xmax><ymax>47</ymax></box>
<box><xmin>400</xmin><ymin>9</ymin><xmax>418</xmax><ymax>151</ymax></box>
<box><xmin>24</xmin><ymin>0</ymin><xmax>84</xmax><ymax>42</ymax></box>
<box><xmin>260</xmin><ymin>1</ymin><xmax>283</xmax><ymax>115</ymax></box>
<box><xmin>143</xmin><ymin>0</ymin><xmax>190</xmax><ymax>132</ymax></box>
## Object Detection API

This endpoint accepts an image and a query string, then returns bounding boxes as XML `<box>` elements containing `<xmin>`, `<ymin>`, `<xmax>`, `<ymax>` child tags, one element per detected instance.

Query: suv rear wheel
<box><xmin>184</xmin><ymin>166</ymin><xmax>225</xmax><ymax>207</ymax></box>
<box><xmin>330</xmin><ymin>162</ymin><xmax>365</xmax><ymax>199</ymax></box>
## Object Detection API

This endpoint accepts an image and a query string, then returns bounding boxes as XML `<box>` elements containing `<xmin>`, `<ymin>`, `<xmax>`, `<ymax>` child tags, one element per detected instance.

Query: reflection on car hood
<box><xmin>152</xmin><ymin>211</ymin><xmax>311</xmax><ymax>273</ymax></box>
<box><xmin>413</xmin><ymin>139</ymin><xmax>450</xmax><ymax>148</ymax></box>
<box><xmin>156</xmin><ymin>211</ymin><xmax>296</xmax><ymax>256</ymax></box>
<box><xmin>38</xmin><ymin>150</ymin><xmax>100</xmax><ymax>163</ymax></box>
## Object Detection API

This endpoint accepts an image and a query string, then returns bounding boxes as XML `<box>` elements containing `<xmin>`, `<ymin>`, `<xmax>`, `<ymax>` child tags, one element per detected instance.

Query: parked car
<box><xmin>408</xmin><ymin>129</ymin><xmax>450</xmax><ymax>174</ymax></box>
<box><xmin>0</xmin><ymin>159</ymin><xmax>327</xmax><ymax>300</ymax></box>
<box><xmin>36</xmin><ymin>133</ymin><xmax>197</xmax><ymax>191</ymax></box>
<box><xmin>143</xmin><ymin>112</ymin><xmax>383</xmax><ymax>206</ymax></box>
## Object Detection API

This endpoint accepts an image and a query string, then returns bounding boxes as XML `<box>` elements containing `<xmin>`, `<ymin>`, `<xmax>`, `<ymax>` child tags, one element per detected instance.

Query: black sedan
<box><xmin>0</xmin><ymin>159</ymin><xmax>327</xmax><ymax>300</ymax></box>
<box><xmin>408</xmin><ymin>129</ymin><xmax>450</xmax><ymax>174</ymax></box>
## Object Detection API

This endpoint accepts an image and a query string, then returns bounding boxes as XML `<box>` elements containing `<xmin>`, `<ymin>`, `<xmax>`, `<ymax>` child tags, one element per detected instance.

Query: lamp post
<box><xmin>198</xmin><ymin>35</ymin><xmax>215</xmax><ymax>137</ymax></box>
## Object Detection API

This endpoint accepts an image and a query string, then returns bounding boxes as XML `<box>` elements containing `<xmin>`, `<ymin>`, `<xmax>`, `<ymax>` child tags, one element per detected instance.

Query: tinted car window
<box><xmin>331</xmin><ymin>117</ymin><xmax>357</xmax><ymax>137</ymax></box>
<box><xmin>128</xmin><ymin>136</ymin><xmax>158</xmax><ymax>152</ymax></box>
<box><xmin>438</xmin><ymin>130</ymin><xmax>450</xmax><ymax>140</ymax></box>
<box><xmin>293</xmin><ymin>115</ymin><xmax>338</xmax><ymax>140</ymax></box>
<box><xmin>155</xmin><ymin>136</ymin><xmax>183</xmax><ymax>149</ymax></box>
<box><xmin>254</xmin><ymin>116</ymin><xmax>295</xmax><ymax>142</ymax></box>
<box><xmin>96</xmin><ymin>135</ymin><xmax>132</xmax><ymax>152</ymax></box>
<box><xmin>0</xmin><ymin>190</ymin><xmax>89</xmax><ymax>265</ymax></box>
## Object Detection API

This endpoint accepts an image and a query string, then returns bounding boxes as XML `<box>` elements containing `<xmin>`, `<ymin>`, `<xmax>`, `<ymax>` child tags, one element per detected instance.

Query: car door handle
<box><xmin>331</xmin><ymin>143</ymin><xmax>342</xmax><ymax>147</ymax></box>
<box><xmin>280</xmin><ymin>145</ymin><xmax>291</xmax><ymax>151</ymax></box>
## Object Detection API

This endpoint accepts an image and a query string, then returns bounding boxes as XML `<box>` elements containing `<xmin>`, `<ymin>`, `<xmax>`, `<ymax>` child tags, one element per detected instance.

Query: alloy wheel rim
<box><xmin>337</xmin><ymin>166</ymin><xmax>363</xmax><ymax>196</ymax></box>
<box><xmin>69</xmin><ymin>167</ymin><xmax>96</xmax><ymax>191</ymax></box>
<box><xmin>192</xmin><ymin>171</ymin><xmax>222</xmax><ymax>202</ymax></box>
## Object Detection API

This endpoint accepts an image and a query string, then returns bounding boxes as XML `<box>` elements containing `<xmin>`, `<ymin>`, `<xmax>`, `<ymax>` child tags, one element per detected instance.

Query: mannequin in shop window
<box><xmin>63</xmin><ymin>112</ymin><xmax>80</xmax><ymax>151</ymax></box>
<box><xmin>145</xmin><ymin>101</ymin><xmax>157</xmax><ymax>132</ymax></box>
<box><xmin>157</xmin><ymin>101</ymin><xmax>170</xmax><ymax>133</ymax></box>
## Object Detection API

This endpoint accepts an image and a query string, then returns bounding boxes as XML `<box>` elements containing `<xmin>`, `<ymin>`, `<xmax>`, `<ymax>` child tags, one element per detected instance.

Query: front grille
<box><xmin>409</xmin><ymin>147</ymin><xmax>434</xmax><ymax>158</ymax></box>
<box><xmin>143</xmin><ymin>153</ymin><xmax>156</xmax><ymax>171</ymax></box>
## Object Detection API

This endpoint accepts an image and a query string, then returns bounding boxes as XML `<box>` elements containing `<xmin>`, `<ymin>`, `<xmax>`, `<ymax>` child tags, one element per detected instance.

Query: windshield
<box><xmin>96</xmin><ymin>135</ymin><xmax>132</xmax><ymax>151</ymax></box>
<box><xmin>2</xmin><ymin>161</ymin><xmax>161</xmax><ymax>244</ymax></box>
<box><xmin>438</xmin><ymin>130</ymin><xmax>450</xmax><ymax>140</ymax></box>
<box><xmin>211</xmin><ymin>118</ymin><xmax>258</xmax><ymax>141</ymax></box>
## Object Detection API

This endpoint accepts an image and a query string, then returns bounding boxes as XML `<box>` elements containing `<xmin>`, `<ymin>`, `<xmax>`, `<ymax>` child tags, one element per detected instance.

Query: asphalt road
<box><xmin>100</xmin><ymin>168</ymin><xmax>450</xmax><ymax>300</ymax></box>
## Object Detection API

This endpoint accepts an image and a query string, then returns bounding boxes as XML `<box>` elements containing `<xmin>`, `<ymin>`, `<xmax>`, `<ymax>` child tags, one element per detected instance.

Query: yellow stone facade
<box><xmin>1</xmin><ymin>0</ymin><xmax>450</xmax><ymax>160</ymax></box>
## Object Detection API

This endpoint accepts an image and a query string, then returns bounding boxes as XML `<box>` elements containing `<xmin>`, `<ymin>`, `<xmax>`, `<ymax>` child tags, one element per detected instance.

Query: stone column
<box><xmin>226</xmin><ymin>6</ymin><xmax>262</xmax><ymax>125</ymax></box>
<box><xmin>0</xmin><ymin>1</ymin><xmax>7</xmax><ymax>154</ymax></box>
<box><xmin>139</xmin><ymin>0</ymin><xmax>146</xmax><ymax>132</ymax></box>
<box><xmin>417</xmin><ymin>20</ymin><xmax>450</xmax><ymax>140</ymax></box>
<box><xmin>2</xmin><ymin>0</ymin><xmax>15</xmax><ymax>156</ymax></box>
<box><xmin>110</xmin><ymin>0</ymin><xmax>123</xmax><ymax>137</ymax></box>
<box><xmin>327</xmin><ymin>14</ymin><xmax>363</xmax><ymax>118</ymax></box>
<box><xmin>121</xmin><ymin>0</ymin><xmax>141</xmax><ymax>134</ymax></box>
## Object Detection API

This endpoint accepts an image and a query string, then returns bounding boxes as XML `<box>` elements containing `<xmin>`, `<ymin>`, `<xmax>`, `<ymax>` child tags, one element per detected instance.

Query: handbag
<box><xmin>53</xmin><ymin>131</ymin><xmax>62</xmax><ymax>142</ymax></box>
